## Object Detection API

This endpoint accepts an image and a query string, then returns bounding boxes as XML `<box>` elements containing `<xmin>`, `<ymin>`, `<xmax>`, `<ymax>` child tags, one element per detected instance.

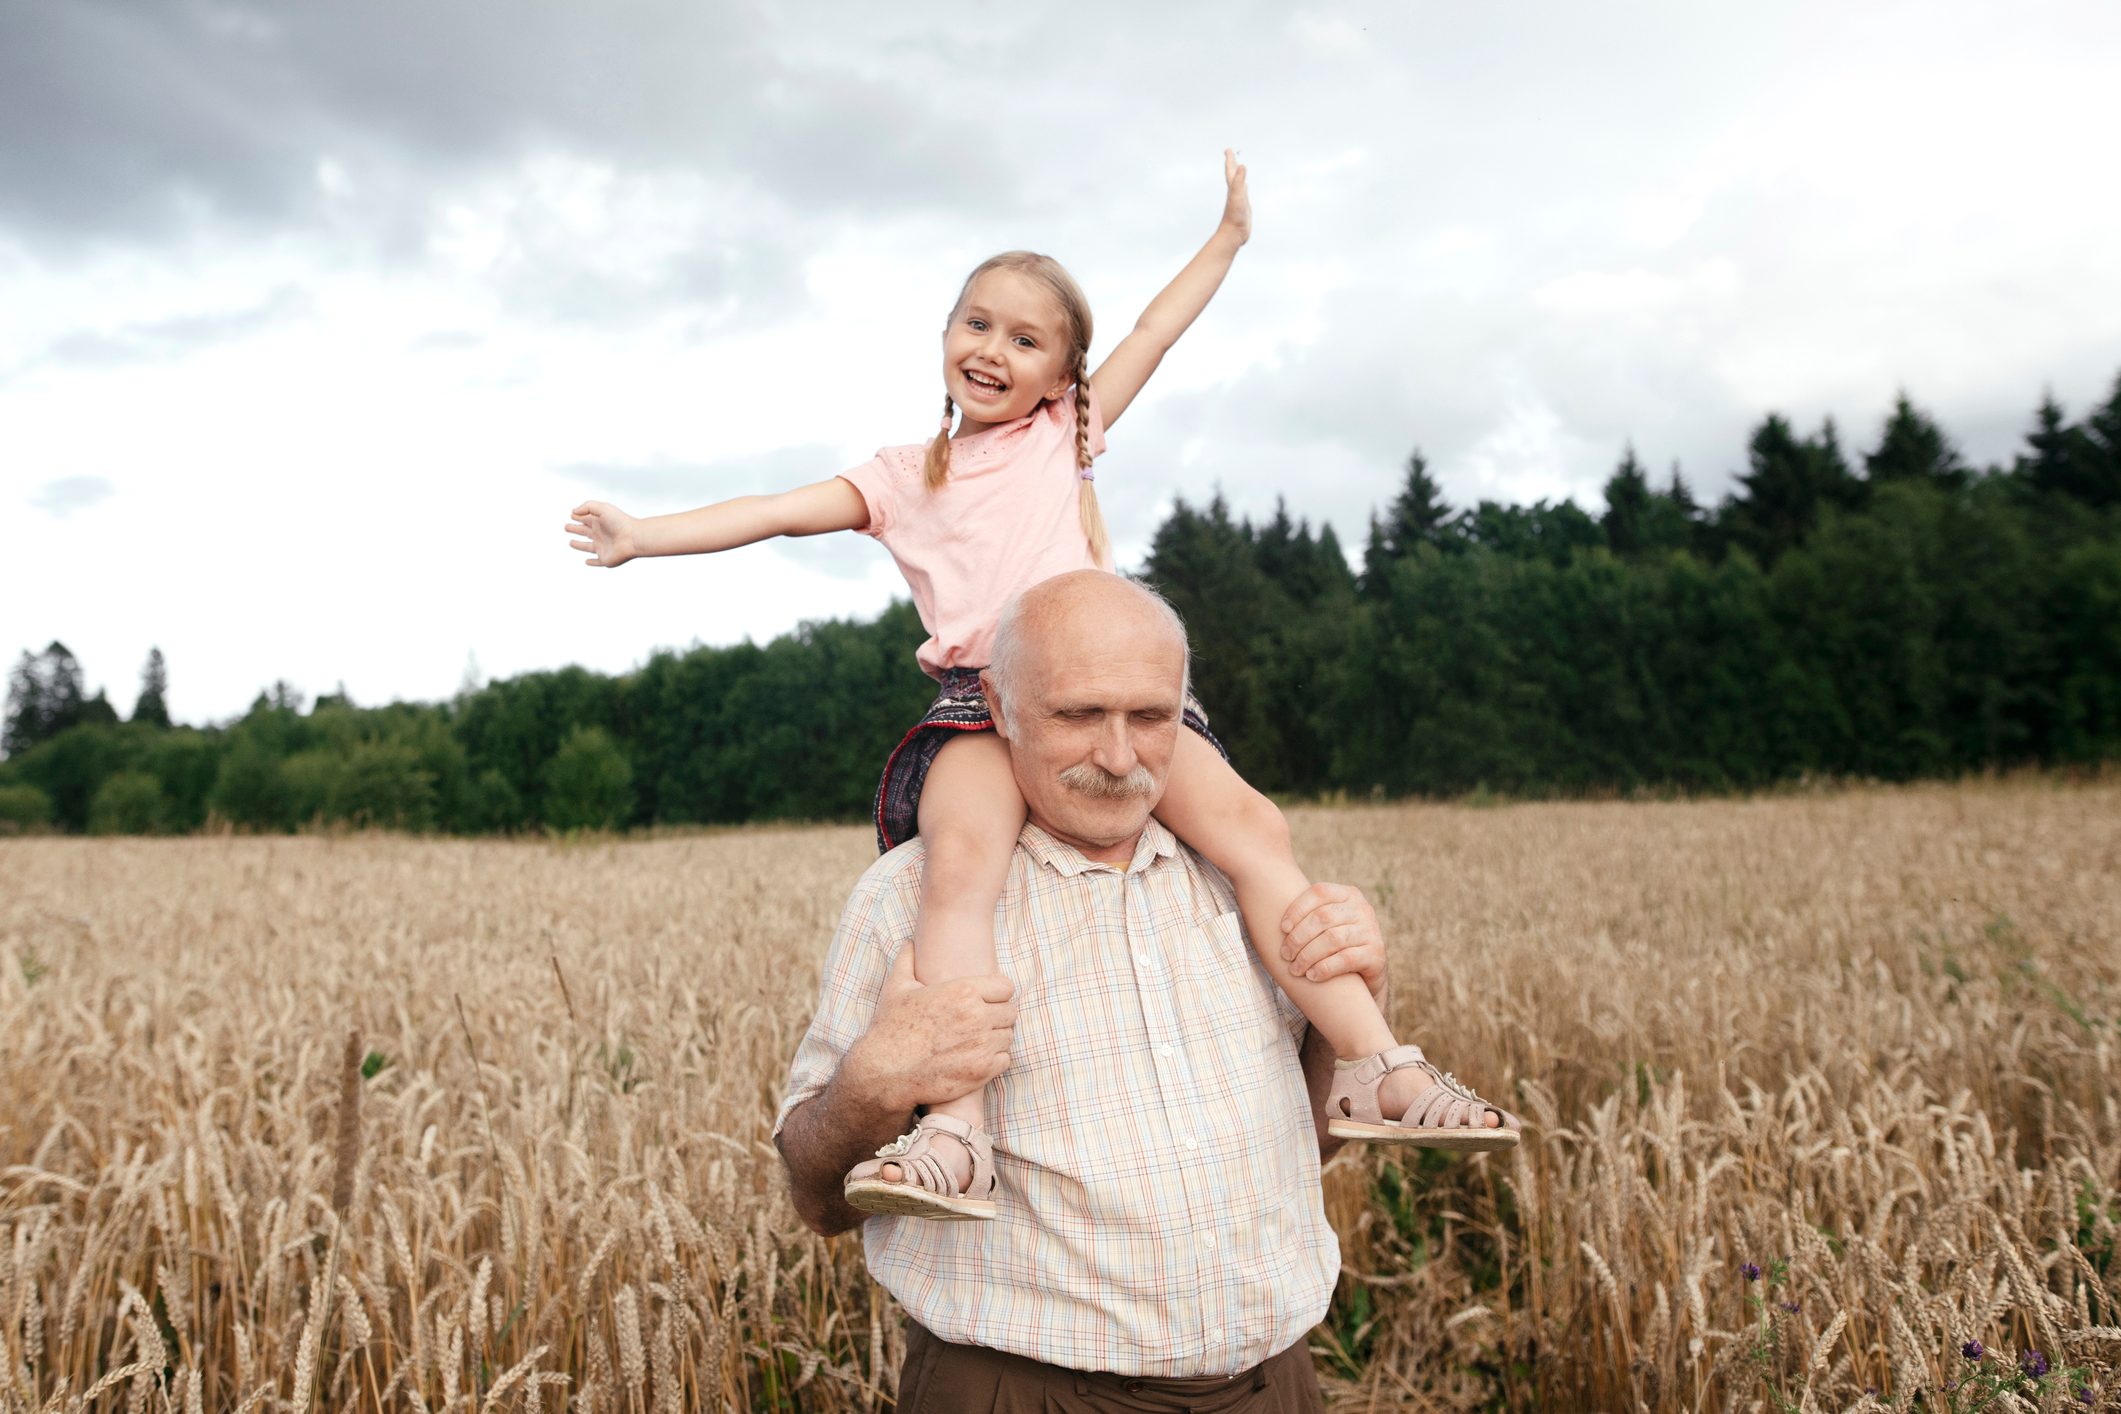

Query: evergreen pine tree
<box><xmin>2017</xmin><ymin>393</ymin><xmax>2080</xmax><ymax>494</ymax></box>
<box><xmin>1379</xmin><ymin>449</ymin><xmax>1456</xmax><ymax>558</ymax></box>
<box><xmin>1865</xmin><ymin>392</ymin><xmax>1969</xmax><ymax>489</ymax></box>
<box><xmin>1254</xmin><ymin>499</ymin><xmax>1347</xmax><ymax>603</ymax></box>
<box><xmin>1723</xmin><ymin>415</ymin><xmax>1862</xmax><ymax>564</ymax></box>
<box><xmin>1603</xmin><ymin>445</ymin><xmax>1654</xmax><ymax>556</ymax></box>
<box><xmin>1360</xmin><ymin>512</ymin><xmax>1393</xmax><ymax>599</ymax></box>
<box><xmin>1808</xmin><ymin>418</ymin><xmax>1866</xmax><ymax>512</ymax></box>
<box><xmin>132</xmin><ymin>647</ymin><xmax>171</xmax><ymax>729</ymax></box>
<box><xmin>1668</xmin><ymin>464</ymin><xmax>1700</xmax><ymax>520</ymax></box>
<box><xmin>1254</xmin><ymin>499</ymin><xmax>1304</xmax><ymax>587</ymax></box>
<box><xmin>3</xmin><ymin>642</ymin><xmax>89</xmax><ymax>756</ymax></box>
<box><xmin>3</xmin><ymin>651</ymin><xmax>43</xmax><ymax>759</ymax></box>
<box><xmin>2075</xmin><ymin>371</ymin><xmax>2121</xmax><ymax>508</ymax></box>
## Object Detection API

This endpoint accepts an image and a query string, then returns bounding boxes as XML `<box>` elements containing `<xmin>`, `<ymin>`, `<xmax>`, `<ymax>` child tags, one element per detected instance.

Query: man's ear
<box><xmin>980</xmin><ymin>672</ymin><xmax>1011</xmax><ymax>739</ymax></box>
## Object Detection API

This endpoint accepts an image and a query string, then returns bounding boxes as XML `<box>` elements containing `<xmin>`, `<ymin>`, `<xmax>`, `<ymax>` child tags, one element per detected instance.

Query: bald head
<box><xmin>986</xmin><ymin>571</ymin><xmax>1189</xmax><ymax>714</ymax></box>
<box><xmin>978</xmin><ymin>571</ymin><xmax>1194</xmax><ymax>862</ymax></box>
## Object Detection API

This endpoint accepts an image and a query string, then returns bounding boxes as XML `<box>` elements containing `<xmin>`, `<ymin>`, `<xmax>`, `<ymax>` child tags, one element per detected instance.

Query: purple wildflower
<box><xmin>1779</xmin><ymin>1299</ymin><xmax>1802</xmax><ymax>1314</ymax></box>
<box><xmin>1962</xmin><ymin>1340</ymin><xmax>1985</xmax><ymax>1361</ymax></box>
<box><xmin>1741</xmin><ymin>1263</ymin><xmax>1762</xmax><ymax>1282</ymax></box>
<box><xmin>2022</xmin><ymin>1350</ymin><xmax>2051</xmax><ymax>1379</ymax></box>
<box><xmin>2077</xmin><ymin>1387</ymin><xmax>2094</xmax><ymax>1405</ymax></box>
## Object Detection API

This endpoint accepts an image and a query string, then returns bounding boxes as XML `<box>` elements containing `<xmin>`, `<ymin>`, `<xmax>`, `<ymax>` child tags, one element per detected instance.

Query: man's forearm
<box><xmin>775</xmin><ymin>1044</ymin><xmax>917</xmax><ymax>1236</ymax></box>
<box><xmin>1300</xmin><ymin>1026</ymin><xmax>1349</xmax><ymax>1163</ymax></box>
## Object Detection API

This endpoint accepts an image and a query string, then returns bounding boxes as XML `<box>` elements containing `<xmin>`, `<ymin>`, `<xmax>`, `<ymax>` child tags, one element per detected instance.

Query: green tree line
<box><xmin>4</xmin><ymin>377</ymin><xmax>2118</xmax><ymax>835</ymax></box>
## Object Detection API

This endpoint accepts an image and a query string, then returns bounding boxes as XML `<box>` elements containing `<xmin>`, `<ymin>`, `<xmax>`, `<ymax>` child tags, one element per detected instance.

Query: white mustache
<box><xmin>1059</xmin><ymin>763</ymin><xmax>1157</xmax><ymax>800</ymax></box>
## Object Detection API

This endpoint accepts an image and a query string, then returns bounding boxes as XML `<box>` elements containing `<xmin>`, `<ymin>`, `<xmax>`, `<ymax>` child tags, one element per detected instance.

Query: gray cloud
<box><xmin>30</xmin><ymin>475</ymin><xmax>116</xmax><ymax>516</ymax></box>
<box><xmin>0</xmin><ymin>1</ymin><xmax>1022</xmax><ymax>253</ymax></box>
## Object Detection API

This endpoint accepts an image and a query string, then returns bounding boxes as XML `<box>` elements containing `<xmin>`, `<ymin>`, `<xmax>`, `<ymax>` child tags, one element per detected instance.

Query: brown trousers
<box><xmin>897</xmin><ymin>1321</ymin><xmax>1326</xmax><ymax>1413</ymax></box>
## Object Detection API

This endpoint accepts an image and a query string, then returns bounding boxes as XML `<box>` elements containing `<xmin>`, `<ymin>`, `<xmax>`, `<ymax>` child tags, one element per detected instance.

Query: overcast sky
<box><xmin>6</xmin><ymin>0</ymin><xmax>2120</xmax><ymax>727</ymax></box>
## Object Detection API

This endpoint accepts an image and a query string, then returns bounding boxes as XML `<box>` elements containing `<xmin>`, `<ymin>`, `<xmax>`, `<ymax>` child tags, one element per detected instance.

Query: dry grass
<box><xmin>1</xmin><ymin>776</ymin><xmax>2118</xmax><ymax>1411</ymax></box>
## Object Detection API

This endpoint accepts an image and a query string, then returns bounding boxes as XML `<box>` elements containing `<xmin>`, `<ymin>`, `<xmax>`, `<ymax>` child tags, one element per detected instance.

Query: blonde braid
<box><xmin>922</xmin><ymin>395</ymin><xmax>954</xmax><ymax>491</ymax></box>
<box><xmin>1074</xmin><ymin>363</ymin><xmax>1112</xmax><ymax>568</ymax></box>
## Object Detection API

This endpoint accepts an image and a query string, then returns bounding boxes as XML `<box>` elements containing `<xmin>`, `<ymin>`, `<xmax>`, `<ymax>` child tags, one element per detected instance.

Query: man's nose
<box><xmin>1089</xmin><ymin>715</ymin><xmax>1137</xmax><ymax>775</ymax></box>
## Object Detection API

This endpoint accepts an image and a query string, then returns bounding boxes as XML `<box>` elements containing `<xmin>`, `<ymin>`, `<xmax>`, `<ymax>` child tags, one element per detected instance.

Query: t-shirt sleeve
<box><xmin>838</xmin><ymin>450</ymin><xmax>903</xmax><ymax>539</ymax></box>
<box><xmin>771</xmin><ymin>858</ymin><xmax>920</xmax><ymax>1138</ymax></box>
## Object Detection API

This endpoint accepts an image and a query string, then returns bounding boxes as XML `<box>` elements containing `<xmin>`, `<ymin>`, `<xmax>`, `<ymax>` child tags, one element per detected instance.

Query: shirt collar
<box><xmin>1018</xmin><ymin>816</ymin><xmax>1178</xmax><ymax>878</ymax></box>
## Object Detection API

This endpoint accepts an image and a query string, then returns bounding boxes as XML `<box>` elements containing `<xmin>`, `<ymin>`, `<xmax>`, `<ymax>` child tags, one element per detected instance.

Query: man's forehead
<box><xmin>1045</xmin><ymin>683</ymin><xmax>1181</xmax><ymax>712</ymax></box>
<box><xmin>1008</xmin><ymin>575</ymin><xmax>1189</xmax><ymax>701</ymax></box>
<box><xmin>1031</xmin><ymin>650</ymin><xmax>1185</xmax><ymax>712</ymax></box>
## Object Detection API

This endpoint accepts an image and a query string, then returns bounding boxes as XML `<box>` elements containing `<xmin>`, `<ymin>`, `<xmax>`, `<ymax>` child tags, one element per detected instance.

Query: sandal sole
<box><xmin>843</xmin><ymin>1179</ymin><xmax>997</xmax><ymax>1221</ymax></box>
<box><xmin>1328</xmin><ymin>1118</ymin><xmax>1520</xmax><ymax>1151</ymax></box>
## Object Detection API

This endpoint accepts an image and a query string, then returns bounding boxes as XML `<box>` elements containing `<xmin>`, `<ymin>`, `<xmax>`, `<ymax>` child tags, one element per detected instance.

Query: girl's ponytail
<box><xmin>1074</xmin><ymin>368</ymin><xmax>1112</xmax><ymax>569</ymax></box>
<box><xmin>923</xmin><ymin>395</ymin><xmax>954</xmax><ymax>491</ymax></box>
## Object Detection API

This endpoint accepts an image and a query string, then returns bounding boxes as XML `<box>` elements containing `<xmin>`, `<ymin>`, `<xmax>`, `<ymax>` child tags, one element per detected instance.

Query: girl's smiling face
<box><xmin>941</xmin><ymin>268</ymin><xmax>1075</xmax><ymax>430</ymax></box>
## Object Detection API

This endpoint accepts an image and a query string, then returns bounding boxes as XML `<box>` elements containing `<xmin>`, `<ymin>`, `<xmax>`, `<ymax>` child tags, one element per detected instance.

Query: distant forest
<box><xmin>5</xmin><ymin>376</ymin><xmax>2119</xmax><ymax>836</ymax></box>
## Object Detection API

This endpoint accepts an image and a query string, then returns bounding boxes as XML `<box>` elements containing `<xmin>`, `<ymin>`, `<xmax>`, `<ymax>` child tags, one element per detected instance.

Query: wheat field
<box><xmin>1</xmin><ymin>776</ymin><xmax>2118</xmax><ymax>1411</ymax></box>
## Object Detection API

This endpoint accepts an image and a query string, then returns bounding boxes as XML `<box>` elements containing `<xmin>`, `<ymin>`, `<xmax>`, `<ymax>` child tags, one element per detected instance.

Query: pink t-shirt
<box><xmin>841</xmin><ymin>384</ymin><xmax>1112</xmax><ymax>678</ymax></box>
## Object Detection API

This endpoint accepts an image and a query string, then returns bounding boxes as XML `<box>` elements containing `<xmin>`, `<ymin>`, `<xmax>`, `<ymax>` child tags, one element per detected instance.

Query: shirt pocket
<box><xmin>1174</xmin><ymin>910</ymin><xmax>1293</xmax><ymax>1079</ymax></box>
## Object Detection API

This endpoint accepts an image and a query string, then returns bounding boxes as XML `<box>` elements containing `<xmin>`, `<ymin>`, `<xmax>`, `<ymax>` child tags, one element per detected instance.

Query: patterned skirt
<box><xmin>872</xmin><ymin>667</ymin><xmax>1227</xmax><ymax>853</ymax></box>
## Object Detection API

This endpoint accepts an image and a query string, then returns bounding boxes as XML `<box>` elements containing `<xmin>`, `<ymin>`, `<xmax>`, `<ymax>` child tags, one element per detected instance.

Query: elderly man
<box><xmin>774</xmin><ymin>570</ymin><xmax>1389</xmax><ymax>1410</ymax></box>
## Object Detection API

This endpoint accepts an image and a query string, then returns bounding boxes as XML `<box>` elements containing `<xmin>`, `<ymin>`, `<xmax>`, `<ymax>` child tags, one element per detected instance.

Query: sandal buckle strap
<box><xmin>914</xmin><ymin>1113</ymin><xmax>980</xmax><ymax>1143</ymax></box>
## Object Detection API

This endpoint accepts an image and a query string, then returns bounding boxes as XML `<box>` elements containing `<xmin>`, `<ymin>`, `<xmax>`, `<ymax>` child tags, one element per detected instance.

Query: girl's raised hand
<box><xmin>567</xmin><ymin>500</ymin><xmax>638</xmax><ymax>568</ymax></box>
<box><xmin>1220</xmin><ymin>148</ymin><xmax>1251</xmax><ymax>246</ymax></box>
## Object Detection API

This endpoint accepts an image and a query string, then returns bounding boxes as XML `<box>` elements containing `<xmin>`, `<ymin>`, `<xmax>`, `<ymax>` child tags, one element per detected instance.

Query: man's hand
<box><xmin>1278</xmin><ymin>882</ymin><xmax>1388</xmax><ymax>1007</ymax></box>
<box><xmin>776</xmin><ymin>947</ymin><xmax>1017</xmax><ymax>1236</ymax></box>
<box><xmin>844</xmin><ymin>947</ymin><xmax>1018</xmax><ymax>1113</ymax></box>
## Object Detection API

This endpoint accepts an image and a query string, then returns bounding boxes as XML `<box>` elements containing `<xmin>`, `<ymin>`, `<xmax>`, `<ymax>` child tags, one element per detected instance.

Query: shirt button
<box><xmin>1158</xmin><ymin>1043</ymin><xmax>1176</xmax><ymax>1059</ymax></box>
<box><xmin>1181</xmin><ymin>1135</ymin><xmax>1199</xmax><ymax>1151</ymax></box>
<box><xmin>1199</xmin><ymin>1230</ymin><xmax>1217</xmax><ymax>1250</ymax></box>
<box><xmin>1134</xmin><ymin>951</ymin><xmax>1152</xmax><ymax>968</ymax></box>
<box><xmin>1210</xmin><ymin>1328</ymin><xmax>1224</xmax><ymax>1343</ymax></box>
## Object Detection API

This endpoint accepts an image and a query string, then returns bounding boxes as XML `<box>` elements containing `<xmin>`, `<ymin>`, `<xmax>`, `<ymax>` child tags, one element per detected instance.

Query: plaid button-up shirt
<box><xmin>775</xmin><ymin>818</ymin><xmax>1340</xmax><ymax>1378</ymax></box>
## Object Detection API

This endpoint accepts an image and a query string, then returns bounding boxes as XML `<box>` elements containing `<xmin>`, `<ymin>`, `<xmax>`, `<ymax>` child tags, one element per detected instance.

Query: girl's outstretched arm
<box><xmin>566</xmin><ymin>476</ymin><xmax>870</xmax><ymax>568</ymax></box>
<box><xmin>1091</xmin><ymin>149</ymin><xmax>1251</xmax><ymax>430</ymax></box>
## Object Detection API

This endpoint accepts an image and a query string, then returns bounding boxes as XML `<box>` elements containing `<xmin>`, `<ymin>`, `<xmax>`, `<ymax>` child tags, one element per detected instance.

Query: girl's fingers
<box><xmin>570</xmin><ymin>539</ymin><xmax>595</xmax><ymax>553</ymax></box>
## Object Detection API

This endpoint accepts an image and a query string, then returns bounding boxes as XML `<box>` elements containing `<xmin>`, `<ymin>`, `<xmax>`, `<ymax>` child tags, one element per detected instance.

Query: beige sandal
<box><xmin>843</xmin><ymin>1113</ymin><xmax>998</xmax><ymax>1220</ymax></box>
<box><xmin>1328</xmin><ymin>1044</ymin><xmax>1522</xmax><ymax>1151</ymax></box>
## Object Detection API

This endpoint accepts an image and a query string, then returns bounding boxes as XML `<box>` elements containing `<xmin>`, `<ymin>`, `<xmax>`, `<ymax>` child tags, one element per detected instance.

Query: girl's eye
<box><xmin>1015</xmin><ymin>336</ymin><xmax>1035</xmax><ymax>348</ymax></box>
<box><xmin>967</xmin><ymin>319</ymin><xmax>987</xmax><ymax>331</ymax></box>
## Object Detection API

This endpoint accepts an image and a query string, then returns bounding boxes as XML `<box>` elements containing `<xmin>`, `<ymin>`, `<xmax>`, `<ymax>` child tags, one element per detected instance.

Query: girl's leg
<box><xmin>1154</xmin><ymin>731</ymin><xmax>1498</xmax><ymax>1129</ymax></box>
<box><xmin>879</xmin><ymin>730</ymin><xmax>1025</xmax><ymax>1189</ymax></box>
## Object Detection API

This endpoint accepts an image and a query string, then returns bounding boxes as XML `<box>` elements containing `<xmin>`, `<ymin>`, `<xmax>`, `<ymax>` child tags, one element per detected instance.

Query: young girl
<box><xmin>566</xmin><ymin>151</ymin><xmax>1520</xmax><ymax>1221</ymax></box>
